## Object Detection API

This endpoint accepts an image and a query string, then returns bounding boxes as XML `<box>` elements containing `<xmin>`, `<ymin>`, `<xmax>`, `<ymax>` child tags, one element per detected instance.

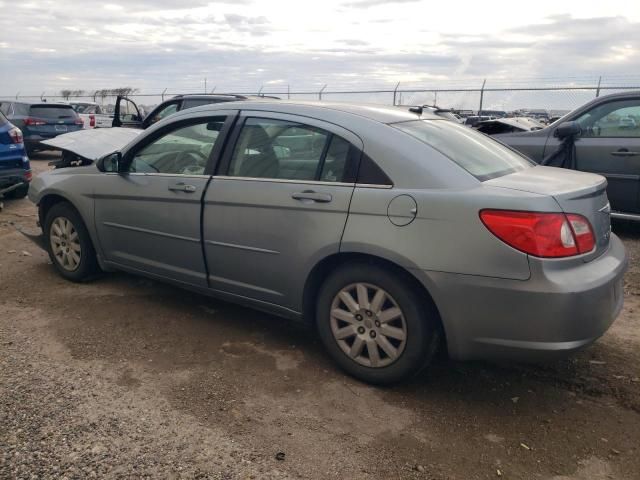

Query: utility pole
<box><xmin>478</xmin><ymin>79</ymin><xmax>487</xmax><ymax>115</ymax></box>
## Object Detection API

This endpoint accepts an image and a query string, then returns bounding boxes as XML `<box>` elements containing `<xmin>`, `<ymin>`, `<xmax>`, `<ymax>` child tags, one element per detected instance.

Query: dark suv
<box><xmin>0</xmin><ymin>101</ymin><xmax>83</xmax><ymax>155</ymax></box>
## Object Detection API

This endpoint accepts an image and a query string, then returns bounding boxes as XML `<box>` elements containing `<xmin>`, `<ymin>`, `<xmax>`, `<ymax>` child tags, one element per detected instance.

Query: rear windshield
<box><xmin>29</xmin><ymin>106</ymin><xmax>77</xmax><ymax>119</ymax></box>
<box><xmin>393</xmin><ymin>119</ymin><xmax>533</xmax><ymax>181</ymax></box>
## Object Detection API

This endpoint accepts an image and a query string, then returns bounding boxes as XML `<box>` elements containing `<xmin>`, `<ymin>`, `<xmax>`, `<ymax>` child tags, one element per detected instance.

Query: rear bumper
<box><xmin>423</xmin><ymin>234</ymin><xmax>628</xmax><ymax>361</ymax></box>
<box><xmin>0</xmin><ymin>168</ymin><xmax>31</xmax><ymax>189</ymax></box>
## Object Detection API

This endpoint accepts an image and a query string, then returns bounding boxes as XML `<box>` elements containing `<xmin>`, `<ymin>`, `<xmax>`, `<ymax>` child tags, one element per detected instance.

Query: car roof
<box><xmin>183</xmin><ymin>99</ymin><xmax>438</xmax><ymax>124</ymax></box>
<box><xmin>171</xmin><ymin>93</ymin><xmax>249</xmax><ymax>101</ymax></box>
<box><xmin>11</xmin><ymin>101</ymin><xmax>74</xmax><ymax>107</ymax></box>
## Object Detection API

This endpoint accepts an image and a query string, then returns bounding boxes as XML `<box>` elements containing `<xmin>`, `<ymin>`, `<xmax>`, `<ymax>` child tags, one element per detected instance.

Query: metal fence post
<box><xmin>478</xmin><ymin>79</ymin><xmax>486</xmax><ymax>115</ymax></box>
<box><xmin>319</xmin><ymin>84</ymin><xmax>327</xmax><ymax>100</ymax></box>
<box><xmin>15</xmin><ymin>92</ymin><xmax>19</xmax><ymax>100</ymax></box>
<box><xmin>596</xmin><ymin>76</ymin><xmax>602</xmax><ymax>98</ymax></box>
<box><xmin>392</xmin><ymin>82</ymin><xmax>400</xmax><ymax>106</ymax></box>
<box><xmin>287</xmin><ymin>84</ymin><xmax>290</xmax><ymax>99</ymax></box>
<box><xmin>161</xmin><ymin>88</ymin><xmax>167</xmax><ymax>101</ymax></box>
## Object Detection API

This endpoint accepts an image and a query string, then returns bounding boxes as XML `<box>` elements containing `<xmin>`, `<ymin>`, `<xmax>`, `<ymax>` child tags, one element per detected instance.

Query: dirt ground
<box><xmin>1</xmin><ymin>153</ymin><xmax>639</xmax><ymax>480</ymax></box>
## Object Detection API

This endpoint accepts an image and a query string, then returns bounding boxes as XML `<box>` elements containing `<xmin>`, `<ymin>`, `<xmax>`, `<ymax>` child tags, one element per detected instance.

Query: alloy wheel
<box><xmin>329</xmin><ymin>283</ymin><xmax>407</xmax><ymax>368</ymax></box>
<box><xmin>50</xmin><ymin>216</ymin><xmax>81</xmax><ymax>272</ymax></box>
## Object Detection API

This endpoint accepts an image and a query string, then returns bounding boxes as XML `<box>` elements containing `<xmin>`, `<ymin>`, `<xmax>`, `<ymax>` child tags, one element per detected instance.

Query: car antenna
<box><xmin>408</xmin><ymin>106</ymin><xmax>423</xmax><ymax>115</ymax></box>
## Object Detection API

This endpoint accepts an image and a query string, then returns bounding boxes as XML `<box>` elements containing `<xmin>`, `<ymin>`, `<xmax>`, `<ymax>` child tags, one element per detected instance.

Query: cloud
<box><xmin>342</xmin><ymin>0</ymin><xmax>420</xmax><ymax>7</ymax></box>
<box><xmin>0</xmin><ymin>2</ymin><xmax>638</xmax><ymax>112</ymax></box>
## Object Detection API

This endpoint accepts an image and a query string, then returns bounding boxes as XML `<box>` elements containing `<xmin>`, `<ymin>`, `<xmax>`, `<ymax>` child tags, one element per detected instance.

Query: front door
<box><xmin>94</xmin><ymin>114</ymin><xmax>232</xmax><ymax>286</ymax></box>
<box><xmin>202</xmin><ymin>112</ymin><xmax>363</xmax><ymax>311</ymax></box>
<box><xmin>573</xmin><ymin>97</ymin><xmax>640</xmax><ymax>213</ymax></box>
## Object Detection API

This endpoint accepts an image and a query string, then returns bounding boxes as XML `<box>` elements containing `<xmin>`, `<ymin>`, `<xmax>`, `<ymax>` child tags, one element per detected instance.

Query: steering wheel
<box><xmin>175</xmin><ymin>150</ymin><xmax>208</xmax><ymax>174</ymax></box>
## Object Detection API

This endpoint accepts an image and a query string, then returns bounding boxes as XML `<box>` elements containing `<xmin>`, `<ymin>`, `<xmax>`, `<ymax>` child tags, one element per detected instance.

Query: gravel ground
<box><xmin>1</xmin><ymin>153</ymin><xmax>639</xmax><ymax>480</ymax></box>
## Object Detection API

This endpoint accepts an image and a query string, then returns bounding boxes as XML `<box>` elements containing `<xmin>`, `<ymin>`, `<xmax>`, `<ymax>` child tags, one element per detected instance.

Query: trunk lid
<box><xmin>485</xmin><ymin>165</ymin><xmax>611</xmax><ymax>261</ymax></box>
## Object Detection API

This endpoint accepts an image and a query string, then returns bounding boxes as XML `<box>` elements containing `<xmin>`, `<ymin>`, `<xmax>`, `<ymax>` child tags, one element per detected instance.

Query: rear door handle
<box><xmin>291</xmin><ymin>190</ymin><xmax>332</xmax><ymax>203</ymax></box>
<box><xmin>611</xmin><ymin>149</ymin><xmax>640</xmax><ymax>157</ymax></box>
<box><xmin>168</xmin><ymin>182</ymin><xmax>197</xmax><ymax>193</ymax></box>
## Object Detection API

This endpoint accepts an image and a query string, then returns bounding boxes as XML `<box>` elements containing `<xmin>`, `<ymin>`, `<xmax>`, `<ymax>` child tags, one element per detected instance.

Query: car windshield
<box><xmin>29</xmin><ymin>106</ymin><xmax>77</xmax><ymax>119</ymax></box>
<box><xmin>393</xmin><ymin>119</ymin><xmax>533</xmax><ymax>181</ymax></box>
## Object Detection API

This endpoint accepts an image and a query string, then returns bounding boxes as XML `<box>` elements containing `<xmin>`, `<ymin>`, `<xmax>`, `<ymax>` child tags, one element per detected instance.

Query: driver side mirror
<box><xmin>96</xmin><ymin>152</ymin><xmax>125</xmax><ymax>173</ymax></box>
<box><xmin>554</xmin><ymin>121</ymin><xmax>581</xmax><ymax>139</ymax></box>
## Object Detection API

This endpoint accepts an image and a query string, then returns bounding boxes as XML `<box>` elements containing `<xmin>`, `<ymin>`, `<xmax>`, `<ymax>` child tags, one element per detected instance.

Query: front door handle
<box><xmin>291</xmin><ymin>190</ymin><xmax>332</xmax><ymax>203</ymax></box>
<box><xmin>168</xmin><ymin>182</ymin><xmax>197</xmax><ymax>193</ymax></box>
<box><xmin>611</xmin><ymin>149</ymin><xmax>640</xmax><ymax>157</ymax></box>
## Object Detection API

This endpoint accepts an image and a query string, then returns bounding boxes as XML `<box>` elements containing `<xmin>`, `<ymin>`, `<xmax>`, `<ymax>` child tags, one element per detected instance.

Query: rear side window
<box><xmin>227</xmin><ymin>117</ymin><xmax>354</xmax><ymax>182</ymax></box>
<box><xmin>0</xmin><ymin>102</ymin><xmax>9</xmax><ymax>115</ymax></box>
<box><xmin>30</xmin><ymin>106</ymin><xmax>77</xmax><ymax>119</ymax></box>
<box><xmin>393</xmin><ymin>120</ymin><xmax>532</xmax><ymax>181</ymax></box>
<box><xmin>0</xmin><ymin>111</ymin><xmax>7</xmax><ymax>125</ymax></box>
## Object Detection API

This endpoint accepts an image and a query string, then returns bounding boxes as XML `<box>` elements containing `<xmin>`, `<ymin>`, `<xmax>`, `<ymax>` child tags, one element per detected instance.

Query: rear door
<box><xmin>202</xmin><ymin>112</ymin><xmax>362</xmax><ymax>311</ymax></box>
<box><xmin>93</xmin><ymin>113</ymin><xmax>235</xmax><ymax>286</ymax></box>
<box><xmin>570</xmin><ymin>97</ymin><xmax>640</xmax><ymax>214</ymax></box>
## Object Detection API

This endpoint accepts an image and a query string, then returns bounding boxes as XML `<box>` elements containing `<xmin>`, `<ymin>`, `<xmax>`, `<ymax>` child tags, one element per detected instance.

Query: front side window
<box><xmin>576</xmin><ymin>99</ymin><xmax>640</xmax><ymax>138</ymax></box>
<box><xmin>129</xmin><ymin>117</ymin><xmax>226</xmax><ymax>175</ymax></box>
<box><xmin>227</xmin><ymin>117</ymin><xmax>352</xmax><ymax>182</ymax></box>
<box><xmin>393</xmin><ymin>119</ymin><xmax>532</xmax><ymax>181</ymax></box>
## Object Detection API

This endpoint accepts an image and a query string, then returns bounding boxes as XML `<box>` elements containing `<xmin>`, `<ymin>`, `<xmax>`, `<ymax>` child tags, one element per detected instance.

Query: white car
<box><xmin>69</xmin><ymin>102</ymin><xmax>113</xmax><ymax>129</ymax></box>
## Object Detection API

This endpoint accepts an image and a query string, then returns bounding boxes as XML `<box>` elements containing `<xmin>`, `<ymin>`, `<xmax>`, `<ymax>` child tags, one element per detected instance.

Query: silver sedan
<box><xmin>29</xmin><ymin>101</ymin><xmax>628</xmax><ymax>384</ymax></box>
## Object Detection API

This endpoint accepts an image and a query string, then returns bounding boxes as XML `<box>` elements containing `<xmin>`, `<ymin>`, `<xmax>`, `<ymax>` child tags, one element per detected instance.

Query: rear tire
<box><xmin>44</xmin><ymin>202</ymin><xmax>99</xmax><ymax>282</ymax></box>
<box><xmin>316</xmin><ymin>263</ymin><xmax>440</xmax><ymax>385</ymax></box>
<box><xmin>5</xmin><ymin>184</ymin><xmax>29</xmax><ymax>199</ymax></box>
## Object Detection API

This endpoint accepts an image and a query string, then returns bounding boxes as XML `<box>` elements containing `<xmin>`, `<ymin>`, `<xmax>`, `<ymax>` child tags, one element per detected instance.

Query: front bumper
<box><xmin>424</xmin><ymin>234</ymin><xmax>628</xmax><ymax>361</ymax></box>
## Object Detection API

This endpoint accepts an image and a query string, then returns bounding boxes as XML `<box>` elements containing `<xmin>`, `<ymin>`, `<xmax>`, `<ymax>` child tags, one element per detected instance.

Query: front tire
<box><xmin>44</xmin><ymin>202</ymin><xmax>99</xmax><ymax>282</ymax></box>
<box><xmin>5</xmin><ymin>184</ymin><xmax>29</xmax><ymax>199</ymax></box>
<box><xmin>316</xmin><ymin>263</ymin><xmax>440</xmax><ymax>385</ymax></box>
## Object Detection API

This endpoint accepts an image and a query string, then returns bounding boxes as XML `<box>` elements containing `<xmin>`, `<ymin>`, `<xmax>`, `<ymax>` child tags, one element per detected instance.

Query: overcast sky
<box><xmin>0</xmin><ymin>0</ymin><xmax>638</xmax><ymax>108</ymax></box>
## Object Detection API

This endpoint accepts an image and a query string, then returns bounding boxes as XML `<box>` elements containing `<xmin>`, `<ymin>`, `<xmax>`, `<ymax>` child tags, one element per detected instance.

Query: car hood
<box><xmin>41</xmin><ymin>127</ymin><xmax>142</xmax><ymax>161</ymax></box>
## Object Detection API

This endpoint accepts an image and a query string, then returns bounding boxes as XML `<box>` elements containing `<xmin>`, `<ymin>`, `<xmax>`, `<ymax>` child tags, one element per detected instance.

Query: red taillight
<box><xmin>8</xmin><ymin>127</ymin><xmax>23</xmax><ymax>144</ymax></box>
<box><xmin>480</xmin><ymin>209</ymin><xmax>595</xmax><ymax>258</ymax></box>
<box><xmin>74</xmin><ymin>117</ymin><xmax>84</xmax><ymax>126</ymax></box>
<box><xmin>89</xmin><ymin>115</ymin><xmax>95</xmax><ymax>127</ymax></box>
<box><xmin>24</xmin><ymin>117</ymin><xmax>46</xmax><ymax>126</ymax></box>
<box><xmin>24</xmin><ymin>171</ymin><xmax>32</xmax><ymax>181</ymax></box>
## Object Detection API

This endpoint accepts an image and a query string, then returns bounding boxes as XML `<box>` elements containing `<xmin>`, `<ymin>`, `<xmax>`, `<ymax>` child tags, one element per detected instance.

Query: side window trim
<box><xmin>313</xmin><ymin>133</ymin><xmax>334</xmax><ymax>181</ymax></box>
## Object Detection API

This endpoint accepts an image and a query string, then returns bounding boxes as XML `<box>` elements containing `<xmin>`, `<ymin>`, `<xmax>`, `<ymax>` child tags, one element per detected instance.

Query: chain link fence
<box><xmin>3</xmin><ymin>76</ymin><xmax>640</xmax><ymax>116</ymax></box>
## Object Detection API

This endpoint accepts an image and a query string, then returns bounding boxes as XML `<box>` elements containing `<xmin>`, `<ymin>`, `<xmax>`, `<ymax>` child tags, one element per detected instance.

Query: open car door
<box><xmin>112</xmin><ymin>96</ymin><xmax>143</xmax><ymax>129</ymax></box>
